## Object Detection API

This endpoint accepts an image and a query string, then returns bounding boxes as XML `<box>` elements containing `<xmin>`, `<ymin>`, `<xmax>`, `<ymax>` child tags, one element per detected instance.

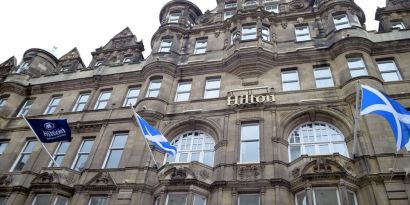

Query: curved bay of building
<box><xmin>1</xmin><ymin>0</ymin><xmax>410</xmax><ymax>205</ymax></box>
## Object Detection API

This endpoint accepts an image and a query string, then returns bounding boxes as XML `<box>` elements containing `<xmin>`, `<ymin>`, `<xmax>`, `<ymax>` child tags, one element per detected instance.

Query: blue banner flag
<box><xmin>133</xmin><ymin>113</ymin><xmax>177</xmax><ymax>156</ymax></box>
<box><xmin>26</xmin><ymin>119</ymin><xmax>72</xmax><ymax>143</ymax></box>
<box><xmin>360</xmin><ymin>85</ymin><xmax>410</xmax><ymax>151</ymax></box>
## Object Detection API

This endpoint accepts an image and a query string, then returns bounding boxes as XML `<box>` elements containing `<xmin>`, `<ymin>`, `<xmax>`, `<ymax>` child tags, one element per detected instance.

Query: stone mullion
<box><xmin>305</xmin><ymin>182</ymin><xmax>314</xmax><ymax>205</ymax></box>
<box><xmin>23</xmin><ymin>192</ymin><xmax>36</xmax><ymax>205</ymax></box>
<box><xmin>231</xmin><ymin>190</ymin><xmax>238</xmax><ymax>205</ymax></box>
<box><xmin>338</xmin><ymin>180</ymin><xmax>348</xmax><ymax>205</ymax></box>
<box><xmin>187</xmin><ymin>190</ymin><xmax>194</xmax><ymax>205</ymax></box>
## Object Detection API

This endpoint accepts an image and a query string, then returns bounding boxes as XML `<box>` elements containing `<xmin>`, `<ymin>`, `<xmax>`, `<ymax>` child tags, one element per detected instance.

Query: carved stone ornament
<box><xmin>32</xmin><ymin>172</ymin><xmax>59</xmax><ymax>184</ymax></box>
<box><xmin>86</xmin><ymin>172</ymin><xmax>114</xmax><ymax>185</ymax></box>
<box><xmin>313</xmin><ymin>158</ymin><xmax>332</xmax><ymax>173</ymax></box>
<box><xmin>0</xmin><ymin>175</ymin><xmax>13</xmax><ymax>186</ymax></box>
<box><xmin>171</xmin><ymin>168</ymin><xmax>187</xmax><ymax>180</ymax></box>
<box><xmin>289</xmin><ymin>0</ymin><xmax>305</xmax><ymax>11</ymax></box>
<box><xmin>281</xmin><ymin>21</ymin><xmax>288</xmax><ymax>29</ymax></box>
<box><xmin>199</xmin><ymin>170</ymin><xmax>210</xmax><ymax>179</ymax></box>
<box><xmin>292</xmin><ymin>168</ymin><xmax>301</xmax><ymax>178</ymax></box>
<box><xmin>238</xmin><ymin>165</ymin><xmax>261</xmax><ymax>180</ymax></box>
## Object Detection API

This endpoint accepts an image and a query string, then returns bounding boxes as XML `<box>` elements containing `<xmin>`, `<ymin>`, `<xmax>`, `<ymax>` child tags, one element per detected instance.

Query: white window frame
<box><xmin>102</xmin><ymin>133</ymin><xmax>128</xmax><ymax>169</ymax></box>
<box><xmin>71</xmin><ymin>139</ymin><xmax>94</xmax><ymax>171</ymax></box>
<box><xmin>159</xmin><ymin>39</ymin><xmax>172</xmax><ymax>53</ymax></box>
<box><xmin>347</xmin><ymin>57</ymin><xmax>368</xmax><ymax>78</ymax></box>
<box><xmin>44</xmin><ymin>96</ymin><xmax>62</xmax><ymax>115</ymax></box>
<box><xmin>146</xmin><ymin>79</ymin><xmax>162</xmax><ymax>98</ymax></box>
<box><xmin>238</xmin><ymin>194</ymin><xmax>260</xmax><ymax>205</ymax></box>
<box><xmin>168</xmin><ymin>11</ymin><xmax>181</xmax><ymax>23</ymax></box>
<box><xmin>123</xmin><ymin>87</ymin><xmax>140</xmax><ymax>107</ymax></box>
<box><xmin>72</xmin><ymin>92</ymin><xmax>90</xmax><ymax>112</ymax></box>
<box><xmin>17</xmin><ymin>99</ymin><xmax>34</xmax><ymax>117</ymax></box>
<box><xmin>0</xmin><ymin>142</ymin><xmax>8</xmax><ymax>155</ymax></box>
<box><xmin>175</xmin><ymin>81</ymin><xmax>192</xmax><ymax>102</ymax></box>
<box><xmin>313</xmin><ymin>66</ymin><xmax>334</xmax><ymax>88</ymax></box>
<box><xmin>0</xmin><ymin>97</ymin><xmax>7</xmax><ymax>109</ymax></box>
<box><xmin>88</xmin><ymin>196</ymin><xmax>107</xmax><ymax>205</ymax></box>
<box><xmin>204</xmin><ymin>78</ymin><xmax>221</xmax><ymax>99</ymax></box>
<box><xmin>281</xmin><ymin>69</ymin><xmax>300</xmax><ymax>91</ymax></box>
<box><xmin>262</xmin><ymin>26</ymin><xmax>270</xmax><ymax>41</ymax></box>
<box><xmin>240</xmin><ymin>123</ymin><xmax>260</xmax><ymax>163</ymax></box>
<box><xmin>53</xmin><ymin>196</ymin><xmax>69</xmax><ymax>205</ymax></box>
<box><xmin>288</xmin><ymin>122</ymin><xmax>349</xmax><ymax>162</ymax></box>
<box><xmin>376</xmin><ymin>60</ymin><xmax>402</xmax><ymax>82</ymax></box>
<box><xmin>10</xmin><ymin>140</ymin><xmax>36</xmax><ymax>172</ymax></box>
<box><xmin>224</xmin><ymin>10</ymin><xmax>235</xmax><ymax>20</ymax></box>
<box><xmin>49</xmin><ymin>141</ymin><xmax>70</xmax><ymax>167</ymax></box>
<box><xmin>94</xmin><ymin>90</ymin><xmax>112</xmax><ymax>110</ymax></box>
<box><xmin>165</xmin><ymin>193</ymin><xmax>188</xmax><ymax>205</ymax></box>
<box><xmin>241</xmin><ymin>24</ymin><xmax>257</xmax><ymax>40</ymax></box>
<box><xmin>295</xmin><ymin>25</ymin><xmax>311</xmax><ymax>42</ymax></box>
<box><xmin>333</xmin><ymin>14</ymin><xmax>351</xmax><ymax>30</ymax></box>
<box><xmin>194</xmin><ymin>39</ymin><xmax>208</xmax><ymax>54</ymax></box>
<box><xmin>391</xmin><ymin>21</ymin><xmax>405</xmax><ymax>30</ymax></box>
<box><xmin>165</xmin><ymin>131</ymin><xmax>215</xmax><ymax>166</ymax></box>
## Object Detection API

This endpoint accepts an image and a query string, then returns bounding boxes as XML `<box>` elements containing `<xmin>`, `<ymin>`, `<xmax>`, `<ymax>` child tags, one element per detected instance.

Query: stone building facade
<box><xmin>0</xmin><ymin>0</ymin><xmax>410</xmax><ymax>205</ymax></box>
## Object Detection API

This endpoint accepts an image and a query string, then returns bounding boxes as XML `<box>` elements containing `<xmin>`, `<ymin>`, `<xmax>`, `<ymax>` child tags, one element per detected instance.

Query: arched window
<box><xmin>165</xmin><ymin>131</ymin><xmax>215</xmax><ymax>166</ymax></box>
<box><xmin>288</xmin><ymin>122</ymin><xmax>348</xmax><ymax>161</ymax></box>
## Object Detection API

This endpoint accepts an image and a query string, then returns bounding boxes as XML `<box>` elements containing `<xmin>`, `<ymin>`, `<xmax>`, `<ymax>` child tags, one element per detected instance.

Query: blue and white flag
<box><xmin>26</xmin><ymin>119</ymin><xmax>72</xmax><ymax>143</ymax></box>
<box><xmin>133</xmin><ymin>113</ymin><xmax>177</xmax><ymax>156</ymax></box>
<box><xmin>360</xmin><ymin>85</ymin><xmax>410</xmax><ymax>151</ymax></box>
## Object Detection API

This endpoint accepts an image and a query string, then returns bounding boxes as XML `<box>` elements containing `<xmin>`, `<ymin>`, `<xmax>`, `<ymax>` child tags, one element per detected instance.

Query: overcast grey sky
<box><xmin>0</xmin><ymin>0</ymin><xmax>385</xmax><ymax>66</ymax></box>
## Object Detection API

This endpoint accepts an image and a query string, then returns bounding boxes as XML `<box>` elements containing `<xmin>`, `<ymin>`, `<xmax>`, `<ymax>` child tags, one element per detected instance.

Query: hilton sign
<box><xmin>227</xmin><ymin>94</ymin><xmax>275</xmax><ymax>106</ymax></box>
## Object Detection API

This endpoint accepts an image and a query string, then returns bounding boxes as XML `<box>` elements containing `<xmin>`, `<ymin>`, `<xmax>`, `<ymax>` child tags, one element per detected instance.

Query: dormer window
<box><xmin>16</xmin><ymin>62</ymin><xmax>29</xmax><ymax>73</ymax></box>
<box><xmin>168</xmin><ymin>11</ymin><xmax>181</xmax><ymax>23</ymax></box>
<box><xmin>95</xmin><ymin>61</ymin><xmax>104</xmax><ymax>67</ymax></box>
<box><xmin>391</xmin><ymin>21</ymin><xmax>405</xmax><ymax>30</ymax></box>
<box><xmin>333</xmin><ymin>14</ymin><xmax>351</xmax><ymax>30</ymax></box>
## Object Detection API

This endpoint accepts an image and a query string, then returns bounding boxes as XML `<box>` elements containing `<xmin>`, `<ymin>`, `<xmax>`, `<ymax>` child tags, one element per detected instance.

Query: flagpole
<box><xmin>22</xmin><ymin>115</ymin><xmax>60</xmax><ymax>167</ymax></box>
<box><xmin>130</xmin><ymin>105</ymin><xmax>159</xmax><ymax>168</ymax></box>
<box><xmin>352</xmin><ymin>81</ymin><xmax>361</xmax><ymax>158</ymax></box>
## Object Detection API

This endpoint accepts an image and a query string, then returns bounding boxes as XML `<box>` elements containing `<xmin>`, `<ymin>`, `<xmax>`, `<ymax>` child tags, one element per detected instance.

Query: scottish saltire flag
<box><xmin>133</xmin><ymin>113</ymin><xmax>177</xmax><ymax>156</ymax></box>
<box><xmin>26</xmin><ymin>119</ymin><xmax>72</xmax><ymax>143</ymax></box>
<box><xmin>360</xmin><ymin>85</ymin><xmax>410</xmax><ymax>151</ymax></box>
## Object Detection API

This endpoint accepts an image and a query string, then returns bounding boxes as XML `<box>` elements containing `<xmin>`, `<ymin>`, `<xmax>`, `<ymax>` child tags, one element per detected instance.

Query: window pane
<box><xmin>167</xmin><ymin>193</ymin><xmax>187</xmax><ymax>205</ymax></box>
<box><xmin>290</xmin><ymin>146</ymin><xmax>301</xmax><ymax>161</ymax></box>
<box><xmin>0</xmin><ymin>197</ymin><xmax>6</xmax><ymax>205</ymax></box>
<box><xmin>241</xmin><ymin>124</ymin><xmax>259</xmax><ymax>140</ymax></box>
<box><xmin>347</xmin><ymin>58</ymin><xmax>365</xmax><ymax>69</ymax></box>
<box><xmin>177</xmin><ymin>83</ymin><xmax>191</xmax><ymax>92</ymax></box>
<box><xmin>241</xmin><ymin>141</ymin><xmax>260</xmax><ymax>162</ymax></box>
<box><xmin>81</xmin><ymin>140</ymin><xmax>94</xmax><ymax>152</ymax></box>
<box><xmin>314</xmin><ymin>68</ymin><xmax>332</xmax><ymax>78</ymax></box>
<box><xmin>14</xmin><ymin>154</ymin><xmax>30</xmax><ymax>171</ymax></box>
<box><xmin>203</xmin><ymin>151</ymin><xmax>214</xmax><ymax>166</ymax></box>
<box><xmin>283</xmin><ymin>82</ymin><xmax>300</xmax><ymax>91</ymax></box>
<box><xmin>58</xmin><ymin>142</ymin><xmax>70</xmax><ymax>153</ymax></box>
<box><xmin>333</xmin><ymin>143</ymin><xmax>347</xmax><ymax>156</ymax></box>
<box><xmin>296</xmin><ymin>192</ymin><xmax>307</xmax><ymax>205</ymax></box>
<box><xmin>89</xmin><ymin>197</ymin><xmax>107</xmax><ymax>205</ymax></box>
<box><xmin>112</xmin><ymin>134</ymin><xmax>128</xmax><ymax>148</ymax></box>
<box><xmin>318</xmin><ymin>144</ymin><xmax>330</xmax><ymax>155</ymax></box>
<box><xmin>24</xmin><ymin>141</ymin><xmax>36</xmax><ymax>152</ymax></box>
<box><xmin>239</xmin><ymin>194</ymin><xmax>260</xmax><ymax>205</ymax></box>
<box><xmin>74</xmin><ymin>154</ymin><xmax>89</xmax><ymax>171</ymax></box>
<box><xmin>176</xmin><ymin>93</ymin><xmax>190</xmax><ymax>102</ymax></box>
<box><xmin>179</xmin><ymin>153</ymin><xmax>189</xmax><ymax>162</ymax></box>
<box><xmin>204</xmin><ymin>90</ymin><xmax>220</xmax><ymax>99</ymax></box>
<box><xmin>0</xmin><ymin>143</ymin><xmax>7</xmax><ymax>155</ymax></box>
<box><xmin>105</xmin><ymin>149</ymin><xmax>123</xmax><ymax>168</ymax></box>
<box><xmin>347</xmin><ymin>191</ymin><xmax>357</xmax><ymax>205</ymax></box>
<box><xmin>148</xmin><ymin>90</ymin><xmax>160</xmax><ymax>97</ymax></box>
<box><xmin>33</xmin><ymin>194</ymin><xmax>51</xmax><ymax>205</ymax></box>
<box><xmin>316</xmin><ymin>79</ymin><xmax>334</xmax><ymax>88</ymax></box>
<box><xmin>282</xmin><ymin>71</ymin><xmax>299</xmax><ymax>81</ymax></box>
<box><xmin>128</xmin><ymin>88</ymin><xmax>140</xmax><ymax>97</ymax></box>
<box><xmin>54</xmin><ymin>196</ymin><xmax>69</xmax><ymax>205</ymax></box>
<box><xmin>382</xmin><ymin>72</ymin><xmax>401</xmax><ymax>82</ymax></box>
<box><xmin>314</xmin><ymin>189</ymin><xmax>339</xmax><ymax>205</ymax></box>
<box><xmin>193</xmin><ymin>195</ymin><xmax>206</xmax><ymax>205</ymax></box>
<box><xmin>304</xmin><ymin>145</ymin><xmax>315</xmax><ymax>155</ymax></box>
<box><xmin>350</xmin><ymin>69</ymin><xmax>367</xmax><ymax>78</ymax></box>
<box><xmin>52</xmin><ymin>155</ymin><xmax>64</xmax><ymax>167</ymax></box>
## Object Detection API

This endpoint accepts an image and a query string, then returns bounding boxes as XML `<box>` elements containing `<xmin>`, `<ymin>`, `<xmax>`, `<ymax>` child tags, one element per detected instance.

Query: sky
<box><xmin>0</xmin><ymin>0</ymin><xmax>386</xmax><ymax>66</ymax></box>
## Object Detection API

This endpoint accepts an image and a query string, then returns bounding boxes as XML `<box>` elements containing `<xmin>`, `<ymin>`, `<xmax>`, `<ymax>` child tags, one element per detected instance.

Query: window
<box><xmin>376</xmin><ymin>60</ymin><xmax>402</xmax><ymax>82</ymax></box>
<box><xmin>16</xmin><ymin>62</ymin><xmax>29</xmax><ymax>73</ymax></box>
<box><xmin>194</xmin><ymin>39</ymin><xmax>208</xmax><ymax>54</ymax></box>
<box><xmin>262</xmin><ymin>26</ymin><xmax>270</xmax><ymax>41</ymax></box>
<box><xmin>0</xmin><ymin>97</ymin><xmax>7</xmax><ymax>109</ymax></box>
<box><xmin>295</xmin><ymin>25</ymin><xmax>311</xmax><ymax>42</ymax></box>
<box><xmin>238</xmin><ymin>194</ymin><xmax>260</xmax><ymax>205</ymax></box>
<box><xmin>193</xmin><ymin>195</ymin><xmax>206</xmax><ymax>205</ymax></box>
<box><xmin>95</xmin><ymin>61</ymin><xmax>104</xmax><ymax>67</ymax></box>
<box><xmin>166</xmin><ymin>193</ymin><xmax>187</xmax><ymax>205</ymax></box>
<box><xmin>123</xmin><ymin>57</ymin><xmax>132</xmax><ymax>63</ymax></box>
<box><xmin>17</xmin><ymin>99</ymin><xmax>34</xmax><ymax>117</ymax></box>
<box><xmin>295</xmin><ymin>191</ymin><xmax>307</xmax><ymax>205</ymax></box>
<box><xmin>44</xmin><ymin>96</ymin><xmax>62</xmax><ymax>115</ymax></box>
<box><xmin>72</xmin><ymin>92</ymin><xmax>90</xmax><ymax>112</ymax></box>
<box><xmin>333</xmin><ymin>14</ymin><xmax>351</xmax><ymax>30</ymax></box>
<box><xmin>146</xmin><ymin>79</ymin><xmax>162</xmax><ymax>97</ymax></box>
<box><xmin>32</xmin><ymin>194</ymin><xmax>51</xmax><ymax>205</ymax></box>
<box><xmin>240</xmin><ymin>123</ymin><xmax>260</xmax><ymax>163</ymax></box>
<box><xmin>159</xmin><ymin>39</ymin><xmax>172</xmax><ymax>52</ymax></box>
<box><xmin>289</xmin><ymin>122</ymin><xmax>348</xmax><ymax>161</ymax></box>
<box><xmin>0</xmin><ymin>197</ymin><xmax>6</xmax><ymax>205</ymax></box>
<box><xmin>88</xmin><ymin>197</ymin><xmax>107</xmax><ymax>205</ymax></box>
<box><xmin>154</xmin><ymin>197</ymin><xmax>160</xmax><ymax>205</ymax></box>
<box><xmin>264</xmin><ymin>2</ymin><xmax>279</xmax><ymax>13</ymax></box>
<box><xmin>168</xmin><ymin>11</ymin><xmax>181</xmax><ymax>23</ymax></box>
<box><xmin>0</xmin><ymin>142</ymin><xmax>8</xmax><ymax>155</ymax></box>
<box><xmin>103</xmin><ymin>133</ymin><xmax>128</xmax><ymax>168</ymax></box>
<box><xmin>314</xmin><ymin>67</ymin><xmax>334</xmax><ymax>88</ymax></box>
<box><xmin>225</xmin><ymin>2</ymin><xmax>237</xmax><ymax>9</ymax></box>
<box><xmin>391</xmin><ymin>21</ymin><xmax>405</xmax><ymax>30</ymax></box>
<box><xmin>296</xmin><ymin>188</ymin><xmax>358</xmax><ymax>205</ymax></box>
<box><xmin>347</xmin><ymin>57</ymin><xmax>368</xmax><ymax>78</ymax></box>
<box><xmin>242</xmin><ymin>25</ymin><xmax>257</xmax><ymax>40</ymax></box>
<box><xmin>49</xmin><ymin>141</ymin><xmax>70</xmax><ymax>167</ymax></box>
<box><xmin>231</xmin><ymin>29</ymin><xmax>237</xmax><ymax>45</ymax></box>
<box><xmin>281</xmin><ymin>69</ymin><xmax>300</xmax><ymax>91</ymax></box>
<box><xmin>175</xmin><ymin>81</ymin><xmax>192</xmax><ymax>102</ymax></box>
<box><xmin>72</xmin><ymin>139</ymin><xmax>94</xmax><ymax>171</ymax></box>
<box><xmin>123</xmin><ymin>87</ymin><xmax>140</xmax><ymax>107</ymax></box>
<box><xmin>244</xmin><ymin>0</ymin><xmax>258</xmax><ymax>7</ymax></box>
<box><xmin>204</xmin><ymin>78</ymin><xmax>221</xmax><ymax>99</ymax></box>
<box><xmin>11</xmin><ymin>140</ymin><xmax>36</xmax><ymax>172</ymax></box>
<box><xmin>224</xmin><ymin>10</ymin><xmax>235</xmax><ymax>20</ymax></box>
<box><xmin>94</xmin><ymin>90</ymin><xmax>112</xmax><ymax>110</ymax></box>
<box><xmin>166</xmin><ymin>131</ymin><xmax>215</xmax><ymax>166</ymax></box>
<box><xmin>347</xmin><ymin>190</ymin><xmax>358</xmax><ymax>205</ymax></box>
<box><xmin>54</xmin><ymin>196</ymin><xmax>69</xmax><ymax>205</ymax></box>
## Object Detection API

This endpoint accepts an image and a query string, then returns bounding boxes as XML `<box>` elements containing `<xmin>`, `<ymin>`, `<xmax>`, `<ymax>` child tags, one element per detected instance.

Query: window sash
<box><xmin>123</xmin><ymin>88</ymin><xmax>140</xmax><ymax>107</ymax></box>
<box><xmin>194</xmin><ymin>40</ymin><xmax>208</xmax><ymax>54</ymax></box>
<box><xmin>166</xmin><ymin>193</ymin><xmax>187</xmax><ymax>205</ymax></box>
<box><xmin>0</xmin><ymin>98</ymin><xmax>7</xmax><ymax>108</ymax></box>
<box><xmin>314</xmin><ymin>67</ymin><xmax>334</xmax><ymax>88</ymax></box>
<box><xmin>391</xmin><ymin>21</ymin><xmax>405</xmax><ymax>29</ymax></box>
<box><xmin>94</xmin><ymin>91</ymin><xmax>112</xmax><ymax>110</ymax></box>
<box><xmin>11</xmin><ymin>140</ymin><xmax>36</xmax><ymax>172</ymax></box>
<box><xmin>238</xmin><ymin>194</ymin><xmax>260</xmax><ymax>205</ymax></box>
<box><xmin>313</xmin><ymin>188</ymin><xmax>341</xmax><ymax>205</ymax></box>
<box><xmin>32</xmin><ymin>194</ymin><xmax>51</xmax><ymax>205</ymax></box>
<box><xmin>17</xmin><ymin>99</ymin><xmax>34</xmax><ymax>117</ymax></box>
<box><xmin>103</xmin><ymin>134</ymin><xmax>128</xmax><ymax>168</ymax></box>
<box><xmin>72</xmin><ymin>139</ymin><xmax>94</xmax><ymax>171</ymax></box>
<box><xmin>347</xmin><ymin>58</ymin><xmax>368</xmax><ymax>77</ymax></box>
<box><xmin>175</xmin><ymin>82</ymin><xmax>192</xmax><ymax>102</ymax></box>
<box><xmin>377</xmin><ymin>60</ymin><xmax>402</xmax><ymax>82</ymax></box>
<box><xmin>264</xmin><ymin>3</ymin><xmax>279</xmax><ymax>13</ymax></box>
<box><xmin>44</xmin><ymin>97</ymin><xmax>61</xmax><ymax>114</ymax></box>
<box><xmin>0</xmin><ymin>142</ymin><xmax>8</xmax><ymax>155</ymax></box>
<box><xmin>204</xmin><ymin>79</ymin><xmax>221</xmax><ymax>99</ymax></box>
<box><xmin>262</xmin><ymin>27</ymin><xmax>270</xmax><ymax>41</ymax></box>
<box><xmin>159</xmin><ymin>40</ymin><xmax>172</xmax><ymax>52</ymax></box>
<box><xmin>49</xmin><ymin>141</ymin><xmax>70</xmax><ymax>167</ymax></box>
<box><xmin>225</xmin><ymin>3</ymin><xmax>237</xmax><ymax>9</ymax></box>
<box><xmin>282</xmin><ymin>70</ymin><xmax>300</xmax><ymax>91</ymax></box>
<box><xmin>333</xmin><ymin>14</ymin><xmax>350</xmax><ymax>30</ymax></box>
<box><xmin>146</xmin><ymin>80</ymin><xmax>162</xmax><ymax>97</ymax></box>
<box><xmin>295</xmin><ymin>26</ymin><xmax>311</xmax><ymax>41</ymax></box>
<box><xmin>168</xmin><ymin>12</ymin><xmax>181</xmax><ymax>23</ymax></box>
<box><xmin>73</xmin><ymin>93</ymin><xmax>90</xmax><ymax>112</ymax></box>
<box><xmin>88</xmin><ymin>197</ymin><xmax>107</xmax><ymax>205</ymax></box>
<box><xmin>224</xmin><ymin>10</ymin><xmax>235</xmax><ymax>20</ymax></box>
<box><xmin>242</xmin><ymin>25</ymin><xmax>257</xmax><ymax>40</ymax></box>
<box><xmin>240</xmin><ymin>123</ymin><xmax>260</xmax><ymax>162</ymax></box>
<box><xmin>54</xmin><ymin>196</ymin><xmax>69</xmax><ymax>205</ymax></box>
